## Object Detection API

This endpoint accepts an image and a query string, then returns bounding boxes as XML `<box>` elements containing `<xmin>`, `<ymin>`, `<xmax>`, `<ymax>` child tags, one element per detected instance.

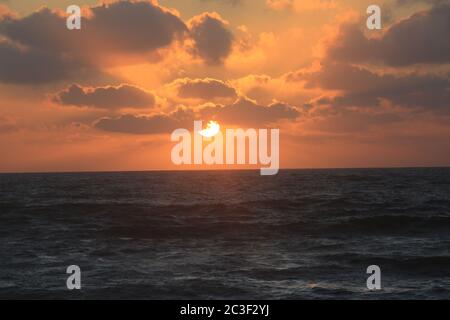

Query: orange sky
<box><xmin>0</xmin><ymin>0</ymin><xmax>449</xmax><ymax>172</ymax></box>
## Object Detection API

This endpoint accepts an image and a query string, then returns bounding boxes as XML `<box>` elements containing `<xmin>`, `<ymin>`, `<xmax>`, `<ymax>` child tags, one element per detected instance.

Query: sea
<box><xmin>0</xmin><ymin>168</ymin><xmax>449</xmax><ymax>299</ymax></box>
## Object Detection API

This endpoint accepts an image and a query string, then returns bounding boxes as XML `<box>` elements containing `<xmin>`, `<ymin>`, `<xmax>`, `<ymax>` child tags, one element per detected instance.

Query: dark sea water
<box><xmin>0</xmin><ymin>168</ymin><xmax>449</xmax><ymax>300</ymax></box>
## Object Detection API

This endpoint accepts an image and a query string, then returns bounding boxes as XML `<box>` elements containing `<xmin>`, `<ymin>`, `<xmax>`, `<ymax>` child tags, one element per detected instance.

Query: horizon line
<box><xmin>0</xmin><ymin>165</ymin><xmax>449</xmax><ymax>175</ymax></box>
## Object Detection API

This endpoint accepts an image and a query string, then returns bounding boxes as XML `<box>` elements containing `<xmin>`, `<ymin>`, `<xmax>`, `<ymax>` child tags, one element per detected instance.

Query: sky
<box><xmin>0</xmin><ymin>0</ymin><xmax>449</xmax><ymax>172</ymax></box>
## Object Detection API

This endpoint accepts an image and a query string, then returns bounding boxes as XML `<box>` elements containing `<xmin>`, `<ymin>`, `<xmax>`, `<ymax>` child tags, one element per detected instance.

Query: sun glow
<box><xmin>198</xmin><ymin>121</ymin><xmax>221</xmax><ymax>138</ymax></box>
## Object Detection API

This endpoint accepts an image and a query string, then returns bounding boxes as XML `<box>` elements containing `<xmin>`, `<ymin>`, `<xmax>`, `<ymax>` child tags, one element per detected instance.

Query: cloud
<box><xmin>304</xmin><ymin>108</ymin><xmax>404</xmax><ymax>134</ymax></box>
<box><xmin>188</xmin><ymin>12</ymin><xmax>234</xmax><ymax>65</ymax></box>
<box><xmin>0</xmin><ymin>1</ymin><xmax>181</xmax><ymax>84</ymax></box>
<box><xmin>266</xmin><ymin>0</ymin><xmax>292</xmax><ymax>10</ymax></box>
<box><xmin>0</xmin><ymin>116</ymin><xmax>17</xmax><ymax>133</ymax></box>
<box><xmin>232</xmin><ymin>73</ymin><xmax>316</xmax><ymax>107</ymax></box>
<box><xmin>266</xmin><ymin>0</ymin><xmax>337</xmax><ymax>12</ymax></box>
<box><xmin>0</xmin><ymin>1</ymin><xmax>188</xmax><ymax>84</ymax></box>
<box><xmin>326</xmin><ymin>4</ymin><xmax>450</xmax><ymax>66</ymax></box>
<box><xmin>0</xmin><ymin>41</ymin><xmax>87</xmax><ymax>84</ymax></box>
<box><xmin>0</xmin><ymin>1</ymin><xmax>240</xmax><ymax>84</ymax></box>
<box><xmin>175</xmin><ymin>78</ymin><xmax>237</xmax><ymax>100</ymax></box>
<box><xmin>0</xmin><ymin>3</ymin><xmax>12</xmax><ymax>17</ymax></box>
<box><xmin>53</xmin><ymin>84</ymin><xmax>156</xmax><ymax>109</ymax></box>
<box><xmin>200</xmin><ymin>97</ymin><xmax>300</xmax><ymax>126</ymax></box>
<box><xmin>395</xmin><ymin>0</ymin><xmax>449</xmax><ymax>7</ymax></box>
<box><xmin>0</xmin><ymin>2</ymin><xmax>187</xmax><ymax>59</ymax></box>
<box><xmin>284</xmin><ymin>3</ymin><xmax>450</xmax><ymax>113</ymax></box>
<box><xmin>94</xmin><ymin>96</ymin><xmax>299</xmax><ymax>134</ymax></box>
<box><xmin>300</xmin><ymin>62</ymin><xmax>450</xmax><ymax>111</ymax></box>
<box><xmin>94</xmin><ymin>108</ymin><xmax>194</xmax><ymax>134</ymax></box>
<box><xmin>200</xmin><ymin>0</ymin><xmax>244</xmax><ymax>5</ymax></box>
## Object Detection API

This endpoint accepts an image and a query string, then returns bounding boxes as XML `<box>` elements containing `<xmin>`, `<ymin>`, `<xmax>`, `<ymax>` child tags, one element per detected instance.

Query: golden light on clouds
<box><xmin>0</xmin><ymin>0</ymin><xmax>448</xmax><ymax>172</ymax></box>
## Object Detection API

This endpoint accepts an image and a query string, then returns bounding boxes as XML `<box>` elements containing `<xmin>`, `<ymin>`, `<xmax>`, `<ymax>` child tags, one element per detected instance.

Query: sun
<box><xmin>199</xmin><ymin>121</ymin><xmax>221</xmax><ymax>138</ymax></box>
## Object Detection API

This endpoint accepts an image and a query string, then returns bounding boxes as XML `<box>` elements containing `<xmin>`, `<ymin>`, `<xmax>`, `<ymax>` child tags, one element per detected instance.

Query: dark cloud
<box><xmin>0</xmin><ymin>41</ymin><xmax>87</xmax><ymax>84</ymax></box>
<box><xmin>308</xmin><ymin>108</ymin><xmax>404</xmax><ymax>134</ymax></box>
<box><xmin>189</xmin><ymin>12</ymin><xmax>234</xmax><ymax>65</ymax></box>
<box><xmin>94</xmin><ymin>108</ymin><xmax>194</xmax><ymax>134</ymax></box>
<box><xmin>53</xmin><ymin>84</ymin><xmax>155</xmax><ymax>109</ymax></box>
<box><xmin>287</xmin><ymin>3</ymin><xmax>450</xmax><ymax>113</ymax></box>
<box><xmin>0</xmin><ymin>2</ymin><xmax>187</xmax><ymax>57</ymax></box>
<box><xmin>95</xmin><ymin>97</ymin><xmax>299</xmax><ymax>134</ymax></box>
<box><xmin>327</xmin><ymin>3</ymin><xmax>450</xmax><ymax>66</ymax></box>
<box><xmin>395</xmin><ymin>0</ymin><xmax>449</xmax><ymax>6</ymax></box>
<box><xmin>304</xmin><ymin>62</ymin><xmax>450</xmax><ymax>111</ymax></box>
<box><xmin>176</xmin><ymin>78</ymin><xmax>237</xmax><ymax>99</ymax></box>
<box><xmin>0</xmin><ymin>1</ymin><xmax>238</xmax><ymax>84</ymax></box>
<box><xmin>0</xmin><ymin>1</ymin><xmax>188</xmax><ymax>84</ymax></box>
<box><xmin>0</xmin><ymin>116</ymin><xmax>16</xmax><ymax>133</ymax></box>
<box><xmin>200</xmin><ymin>98</ymin><xmax>300</xmax><ymax>126</ymax></box>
